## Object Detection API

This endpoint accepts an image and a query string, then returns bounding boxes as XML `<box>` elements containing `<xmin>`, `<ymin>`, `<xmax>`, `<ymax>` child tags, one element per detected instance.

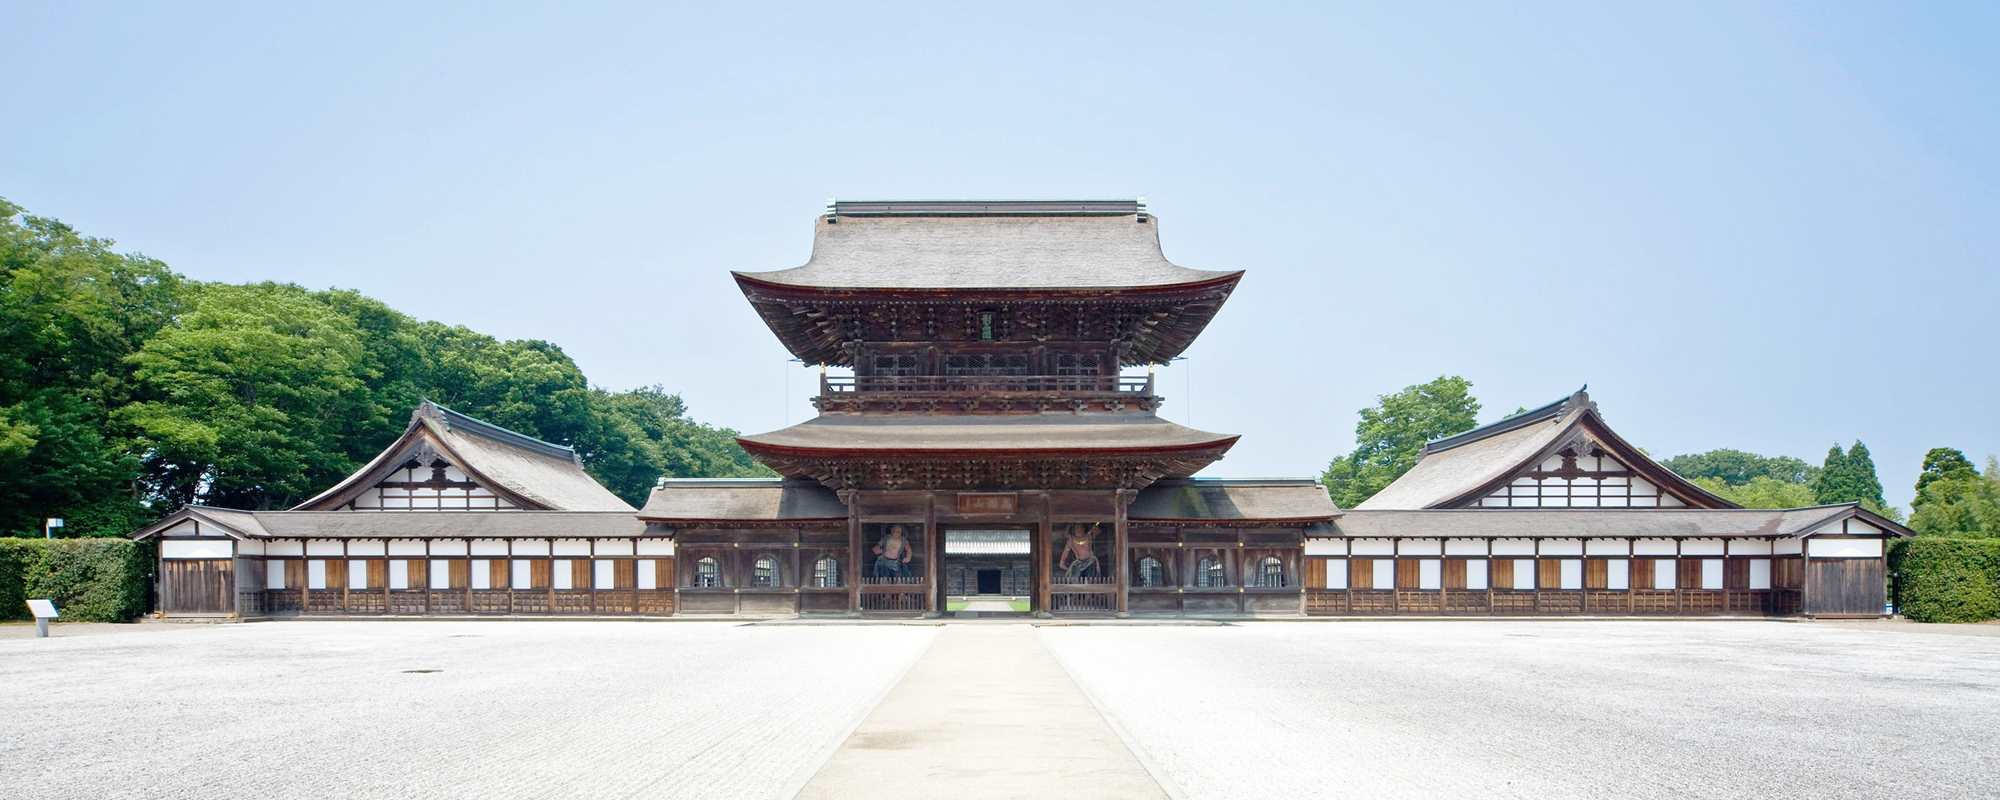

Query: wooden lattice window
<box><xmin>812</xmin><ymin>557</ymin><xmax>842</xmax><ymax>588</ymax></box>
<box><xmin>695</xmin><ymin>557</ymin><xmax>721</xmax><ymax>588</ymax></box>
<box><xmin>1196</xmin><ymin>557</ymin><xmax>1226</xmax><ymax>588</ymax></box>
<box><xmin>753</xmin><ymin>556</ymin><xmax>779</xmax><ymax>587</ymax></box>
<box><xmin>1136</xmin><ymin>556</ymin><xmax>1166</xmax><ymax>587</ymax></box>
<box><xmin>1052</xmin><ymin>351</ymin><xmax>1103</xmax><ymax>377</ymax></box>
<box><xmin>1255</xmin><ymin>557</ymin><xmax>1287</xmax><ymax>588</ymax></box>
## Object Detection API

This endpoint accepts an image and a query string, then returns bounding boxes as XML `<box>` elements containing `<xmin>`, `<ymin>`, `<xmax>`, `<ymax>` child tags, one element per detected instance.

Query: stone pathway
<box><xmin>798</xmin><ymin>625</ymin><xmax>1167</xmax><ymax>799</ymax></box>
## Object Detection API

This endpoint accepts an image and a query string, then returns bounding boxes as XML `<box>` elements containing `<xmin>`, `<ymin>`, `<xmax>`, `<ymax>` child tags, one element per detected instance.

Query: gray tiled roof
<box><xmin>145</xmin><ymin>507</ymin><xmax>648</xmax><ymax>539</ymax></box>
<box><xmin>734</xmin><ymin>210</ymin><xmax>1240</xmax><ymax>290</ymax></box>
<box><xmin>638</xmin><ymin>479</ymin><xmax>848</xmax><ymax>522</ymax></box>
<box><xmin>1130</xmin><ymin>478</ymin><xmax>1339</xmax><ymax>522</ymax></box>
<box><xmin>1327</xmin><ymin>506</ymin><xmax>1890</xmax><ymax>539</ymax></box>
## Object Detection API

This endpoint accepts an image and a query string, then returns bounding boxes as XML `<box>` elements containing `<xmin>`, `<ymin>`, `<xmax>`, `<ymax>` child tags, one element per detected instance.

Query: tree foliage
<box><xmin>0</xmin><ymin>197</ymin><xmax>763</xmax><ymax>532</ymax></box>
<box><xmin>1661</xmin><ymin>449</ymin><xmax>1819</xmax><ymax>486</ymax></box>
<box><xmin>1691</xmin><ymin>476</ymin><xmax>1817</xmax><ymax>509</ymax></box>
<box><xmin>1909</xmin><ymin>453</ymin><xmax>2000</xmax><ymax>538</ymax></box>
<box><xmin>1813</xmin><ymin>441</ymin><xmax>1897</xmax><ymax>519</ymax></box>
<box><xmin>1320</xmin><ymin>376</ymin><xmax>1480</xmax><ymax>508</ymax></box>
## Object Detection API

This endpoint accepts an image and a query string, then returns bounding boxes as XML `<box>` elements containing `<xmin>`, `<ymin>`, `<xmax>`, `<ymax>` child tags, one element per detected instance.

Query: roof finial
<box><xmin>1568</xmin><ymin>385</ymin><xmax>1594</xmax><ymax>413</ymax></box>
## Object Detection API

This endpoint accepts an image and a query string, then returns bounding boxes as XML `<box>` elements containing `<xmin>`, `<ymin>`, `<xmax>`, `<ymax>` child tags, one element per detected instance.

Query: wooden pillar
<box><xmin>506</xmin><ymin>540</ymin><xmax>516</xmax><ymax>615</ymax></box>
<box><xmin>1114</xmin><ymin>489</ymin><xmax>1134</xmax><ymax>615</ymax></box>
<box><xmin>340</xmin><ymin>540</ymin><xmax>350</xmax><ymax>613</ymax></box>
<box><xmin>1035</xmin><ymin>492</ymin><xmax>1053</xmax><ymax>616</ymax></box>
<box><xmin>843</xmin><ymin>490</ymin><xmax>862</xmax><ymax>614</ymax></box>
<box><xmin>423</xmin><ymin>540</ymin><xmax>432</xmax><ymax>614</ymax></box>
<box><xmin>924</xmin><ymin>493</ymin><xmax>940</xmax><ymax>614</ymax></box>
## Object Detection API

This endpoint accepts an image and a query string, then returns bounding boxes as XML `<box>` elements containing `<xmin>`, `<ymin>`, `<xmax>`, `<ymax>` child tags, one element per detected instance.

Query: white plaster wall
<box><xmin>595</xmin><ymin>540</ymin><xmax>635</xmax><ymax>557</ymax></box>
<box><xmin>1682</xmin><ymin>539</ymin><xmax>1725</xmax><ymax>556</ymax></box>
<box><xmin>390</xmin><ymin>560</ymin><xmax>410</xmax><ymax>590</ymax></box>
<box><xmin>553</xmin><ymin>539</ymin><xmax>592</xmax><ymax>556</ymax></box>
<box><xmin>1750</xmin><ymin>559</ymin><xmax>1772</xmax><ymax>590</ymax></box>
<box><xmin>471</xmin><ymin>560</ymin><xmax>492</xmax><ymax>589</ymax></box>
<box><xmin>1775</xmin><ymin>538</ymin><xmax>1803</xmax><ymax>555</ymax></box>
<box><xmin>470</xmin><ymin>539</ymin><xmax>508</xmax><ymax>556</ymax></box>
<box><xmin>1633</xmin><ymin>539</ymin><xmax>1676</xmax><ymax>556</ymax></box>
<box><xmin>1304</xmin><ymin>539</ymin><xmax>1347</xmax><ymax>556</ymax></box>
<box><xmin>1728</xmin><ymin>539</ymin><xmax>1774</xmax><ymax>556</ymax></box>
<box><xmin>307</xmin><ymin>539</ymin><xmax>345</xmax><ymax>556</ymax></box>
<box><xmin>1323</xmin><ymin>559</ymin><xmax>1348</xmax><ymax>589</ymax></box>
<box><xmin>162</xmin><ymin>540</ymin><xmax>233</xmax><ymax>559</ymax></box>
<box><xmin>236</xmin><ymin>540</ymin><xmax>265</xmax><ymax>556</ymax></box>
<box><xmin>1397</xmin><ymin>539</ymin><xmax>1441</xmax><ymax>556</ymax></box>
<box><xmin>554</xmin><ymin>560</ymin><xmax>573</xmax><ymax>590</ymax></box>
<box><xmin>388</xmin><ymin>539</ymin><xmax>427</xmax><ymax>556</ymax></box>
<box><xmin>266</xmin><ymin>540</ymin><xmax>304</xmax><ymax>556</ymax></box>
<box><xmin>266</xmin><ymin>560</ymin><xmax>285</xmax><ymax>589</ymax></box>
<box><xmin>1417</xmin><ymin>559</ymin><xmax>1441</xmax><ymax>590</ymax></box>
<box><xmin>1510</xmin><ymin>559</ymin><xmax>1535</xmax><ymax>590</ymax></box>
<box><xmin>308</xmin><ymin>560</ymin><xmax>327</xmax><ymax>589</ymax></box>
<box><xmin>1812</xmin><ymin>539</ymin><xmax>1883</xmax><ymax>558</ymax></box>
<box><xmin>431</xmin><ymin>539</ymin><xmax>469</xmax><ymax>556</ymax></box>
<box><xmin>1584</xmin><ymin>539</ymin><xmax>1628</xmax><ymax>556</ymax></box>
<box><xmin>1351</xmin><ymin>539</ymin><xmax>1394</xmax><ymax>556</ymax></box>
<box><xmin>1653</xmin><ymin>559</ymin><xmax>1676</xmax><ymax>589</ymax></box>
<box><xmin>347</xmin><ymin>540</ymin><xmax>386</xmax><ymax>557</ymax></box>
<box><xmin>1492</xmin><ymin>539</ymin><xmax>1535</xmax><ymax>556</ymax></box>
<box><xmin>430</xmin><ymin>559</ymin><xmax>452</xmax><ymax>588</ymax></box>
<box><xmin>511</xmin><ymin>539</ymin><xmax>551</xmax><ymax>557</ymax></box>
<box><xmin>595</xmin><ymin>560</ymin><xmax>616</xmax><ymax>589</ymax></box>
<box><xmin>1444</xmin><ymin>539</ymin><xmax>1487</xmax><ymax>556</ymax></box>
<box><xmin>1540</xmin><ymin>539</ymin><xmax>1583</xmax><ymax>556</ymax></box>
<box><xmin>1607</xmin><ymin>558</ymin><xmax>1629</xmax><ymax>590</ymax></box>
<box><xmin>1464</xmin><ymin>559</ymin><xmax>1488</xmax><ymax>590</ymax></box>
<box><xmin>1370</xmin><ymin>559</ymin><xmax>1393</xmax><ymax>589</ymax></box>
<box><xmin>1700</xmin><ymin>559</ymin><xmax>1723</xmax><ymax>590</ymax></box>
<box><xmin>637</xmin><ymin>539</ymin><xmax>676</xmax><ymax>556</ymax></box>
<box><xmin>638</xmin><ymin>559</ymin><xmax>658</xmax><ymax>590</ymax></box>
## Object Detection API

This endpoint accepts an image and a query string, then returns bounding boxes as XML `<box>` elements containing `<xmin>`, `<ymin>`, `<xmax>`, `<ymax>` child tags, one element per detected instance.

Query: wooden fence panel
<box><xmin>161</xmin><ymin>560</ymin><xmax>232</xmax><ymax>614</ymax></box>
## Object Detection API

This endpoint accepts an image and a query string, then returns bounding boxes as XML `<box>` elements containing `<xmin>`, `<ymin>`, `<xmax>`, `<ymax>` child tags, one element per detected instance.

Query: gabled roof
<box><xmin>734</xmin><ymin>201</ymin><xmax>1241</xmax><ymax>291</ymax></box>
<box><xmin>637</xmin><ymin>478</ymin><xmax>848</xmax><ymax>524</ymax></box>
<box><xmin>292</xmin><ymin>401</ymin><xmax>633</xmax><ymax>512</ymax></box>
<box><xmin>1356</xmin><ymin>388</ymin><xmax>1736</xmax><ymax>510</ymax></box>
<box><xmin>1129</xmin><ymin>478</ymin><xmax>1340</xmax><ymax>523</ymax></box>
<box><xmin>1325</xmin><ymin>503</ymin><xmax>1913</xmax><ymax>539</ymax></box>
<box><xmin>130</xmin><ymin>505</ymin><xmax>267</xmax><ymax>541</ymax></box>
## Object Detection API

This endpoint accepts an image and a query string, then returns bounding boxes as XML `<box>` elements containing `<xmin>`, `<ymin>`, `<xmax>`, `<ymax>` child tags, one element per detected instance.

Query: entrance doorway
<box><xmin>942</xmin><ymin>528</ymin><xmax>1032</xmax><ymax>615</ymax></box>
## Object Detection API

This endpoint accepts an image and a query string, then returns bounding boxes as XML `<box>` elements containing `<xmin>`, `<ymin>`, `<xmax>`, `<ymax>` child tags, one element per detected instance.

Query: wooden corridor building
<box><xmin>132</xmin><ymin>199</ymin><xmax>1906</xmax><ymax>619</ymax></box>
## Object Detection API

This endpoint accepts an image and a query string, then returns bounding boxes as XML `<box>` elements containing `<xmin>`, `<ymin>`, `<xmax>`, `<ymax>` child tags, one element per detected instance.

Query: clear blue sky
<box><xmin>4</xmin><ymin>2</ymin><xmax>1993</xmax><ymax>509</ymax></box>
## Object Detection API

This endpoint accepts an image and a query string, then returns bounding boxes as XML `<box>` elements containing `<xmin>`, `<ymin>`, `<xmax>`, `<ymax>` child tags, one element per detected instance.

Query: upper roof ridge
<box><xmin>415</xmin><ymin>400</ymin><xmax>577</xmax><ymax>462</ymax></box>
<box><xmin>826</xmin><ymin>198</ymin><xmax>1147</xmax><ymax>218</ymax></box>
<box><xmin>1423</xmin><ymin>385</ymin><xmax>1590</xmax><ymax>455</ymax></box>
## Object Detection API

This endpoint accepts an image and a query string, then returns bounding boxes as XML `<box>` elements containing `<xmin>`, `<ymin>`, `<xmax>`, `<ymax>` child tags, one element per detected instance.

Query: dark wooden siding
<box><xmin>161</xmin><ymin>560</ymin><xmax>232</xmax><ymax>614</ymax></box>
<box><xmin>1807</xmin><ymin>559</ymin><xmax>1885</xmax><ymax>616</ymax></box>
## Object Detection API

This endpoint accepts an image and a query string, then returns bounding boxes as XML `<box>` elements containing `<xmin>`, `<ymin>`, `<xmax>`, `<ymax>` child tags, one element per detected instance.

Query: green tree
<box><xmin>1692</xmin><ymin>476</ymin><xmax>1817</xmax><ymax>509</ymax></box>
<box><xmin>1909</xmin><ymin>454</ymin><xmax>2000</xmax><ymax>537</ymax></box>
<box><xmin>1813</xmin><ymin>441</ymin><xmax>1897</xmax><ymax>520</ymax></box>
<box><xmin>575</xmin><ymin>385</ymin><xmax>772</xmax><ymax>505</ymax></box>
<box><xmin>0</xmin><ymin>198</ymin><xmax>183</xmax><ymax>534</ymax></box>
<box><xmin>1320</xmin><ymin>376</ymin><xmax>1480</xmax><ymax>508</ymax></box>
<box><xmin>121</xmin><ymin>282</ymin><xmax>373</xmax><ymax>509</ymax></box>
<box><xmin>1661</xmin><ymin>449</ymin><xmax>1819</xmax><ymax>486</ymax></box>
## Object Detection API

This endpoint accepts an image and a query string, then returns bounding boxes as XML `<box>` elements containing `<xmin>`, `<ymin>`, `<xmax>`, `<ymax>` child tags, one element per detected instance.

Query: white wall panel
<box><xmin>1774</xmin><ymin>538</ymin><xmax>1803</xmax><ymax>555</ymax></box>
<box><xmin>1304</xmin><ymin>539</ymin><xmax>1347</xmax><ymax>556</ymax></box>
<box><xmin>637</xmin><ymin>539</ymin><xmax>677</xmax><ymax>556</ymax></box>
<box><xmin>1540</xmin><ymin>539</ymin><xmax>1583</xmax><ymax>556</ymax></box>
<box><xmin>1351</xmin><ymin>539</ymin><xmax>1395</xmax><ymax>556</ymax></box>
<box><xmin>1728</xmin><ymin>539</ymin><xmax>1774</xmax><ymax>556</ymax></box>
<box><xmin>1607</xmin><ymin>558</ymin><xmax>1629</xmax><ymax>590</ymax></box>
<box><xmin>595</xmin><ymin>540</ymin><xmax>634</xmax><ymax>557</ymax></box>
<box><xmin>471</xmin><ymin>560</ymin><xmax>492</xmax><ymax>589</ymax></box>
<box><xmin>1654</xmin><ymin>559</ymin><xmax>1676</xmax><ymax>589</ymax></box>
<box><xmin>1633</xmin><ymin>539</ymin><xmax>1677</xmax><ymax>556</ymax></box>
<box><xmin>162</xmin><ymin>540</ymin><xmax>233</xmax><ymax>559</ymax></box>
<box><xmin>1700</xmin><ymin>559</ymin><xmax>1723</xmax><ymax>590</ymax></box>
<box><xmin>511</xmin><ymin>560</ymin><xmax>533</xmax><ymax>589</ymax></box>
<box><xmin>1418</xmin><ymin>559</ymin><xmax>1441</xmax><ymax>590</ymax></box>
<box><xmin>308</xmin><ymin>560</ymin><xmax>327</xmax><ymax>589</ymax></box>
<box><xmin>1465</xmin><ymin>559</ymin><xmax>1488</xmax><ymax>590</ymax></box>
<box><xmin>236</xmin><ymin>540</ymin><xmax>265</xmax><ymax>556</ymax></box>
<box><xmin>553</xmin><ymin>539</ymin><xmax>592</xmax><ymax>556</ymax></box>
<box><xmin>1398</xmin><ymin>539</ymin><xmax>1441</xmax><ymax>556</ymax></box>
<box><xmin>1511</xmin><ymin>559</ymin><xmax>1535</xmax><ymax>590</ymax></box>
<box><xmin>1370</xmin><ymin>559</ymin><xmax>1393</xmax><ymax>589</ymax></box>
<box><xmin>390</xmin><ymin>560</ymin><xmax>410</xmax><ymax>590</ymax></box>
<box><xmin>554</xmin><ymin>560</ymin><xmax>573</xmax><ymax>590</ymax></box>
<box><xmin>1324</xmin><ymin>559</ymin><xmax>1348</xmax><ymax>589</ymax></box>
<box><xmin>430</xmin><ymin>559</ymin><xmax>452</xmax><ymax>588</ymax></box>
<box><xmin>1584</xmin><ymin>539</ymin><xmax>1628</xmax><ymax>556</ymax></box>
<box><xmin>1682</xmin><ymin>539</ymin><xmax>1725</xmax><ymax>556</ymax></box>
<box><xmin>1559</xmin><ymin>559</ymin><xmax>1582</xmax><ymax>590</ymax></box>
<box><xmin>266</xmin><ymin>540</ymin><xmax>304</xmax><ymax>556</ymax></box>
<box><xmin>346</xmin><ymin>540</ymin><xmax>386</xmax><ymax>557</ymax></box>
<box><xmin>348</xmin><ymin>560</ymin><xmax>370</xmax><ymax>589</ymax></box>
<box><xmin>266</xmin><ymin>560</ymin><xmax>286</xmax><ymax>589</ymax></box>
<box><xmin>511</xmin><ymin>539</ymin><xmax>551</xmax><ymax>557</ymax></box>
<box><xmin>638</xmin><ymin>560</ymin><xmax>657</xmax><ymax>590</ymax></box>
<box><xmin>1811</xmin><ymin>538</ymin><xmax>1883</xmax><ymax>558</ymax></box>
<box><xmin>307</xmin><ymin>539</ymin><xmax>345</xmax><ymax>556</ymax></box>
<box><xmin>1492</xmin><ymin>539</ymin><xmax>1535</xmax><ymax>556</ymax></box>
<box><xmin>430</xmin><ymin>539</ymin><xmax>468</xmax><ymax>556</ymax></box>
<box><xmin>594</xmin><ymin>560</ymin><xmax>615</xmax><ymax>589</ymax></box>
<box><xmin>1444</xmin><ymin>539</ymin><xmax>1487</xmax><ymax>556</ymax></box>
<box><xmin>387</xmin><ymin>539</ymin><xmax>427</xmax><ymax>556</ymax></box>
<box><xmin>470</xmin><ymin>539</ymin><xmax>509</xmax><ymax>556</ymax></box>
<box><xmin>1750</xmin><ymin>559</ymin><xmax>1772</xmax><ymax>590</ymax></box>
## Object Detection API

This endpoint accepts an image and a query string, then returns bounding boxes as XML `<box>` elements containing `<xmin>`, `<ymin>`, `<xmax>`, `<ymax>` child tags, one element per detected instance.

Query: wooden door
<box><xmin>161</xmin><ymin>560</ymin><xmax>233</xmax><ymax>614</ymax></box>
<box><xmin>1806</xmin><ymin>559</ymin><xmax>1885</xmax><ymax>616</ymax></box>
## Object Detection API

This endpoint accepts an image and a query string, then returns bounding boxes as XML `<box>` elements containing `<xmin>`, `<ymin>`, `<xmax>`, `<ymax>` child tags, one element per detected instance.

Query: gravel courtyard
<box><xmin>1043</xmin><ymin>620</ymin><xmax>2000</xmax><ymax>800</ymax></box>
<box><xmin>3</xmin><ymin>619</ymin><xmax>1995</xmax><ymax>800</ymax></box>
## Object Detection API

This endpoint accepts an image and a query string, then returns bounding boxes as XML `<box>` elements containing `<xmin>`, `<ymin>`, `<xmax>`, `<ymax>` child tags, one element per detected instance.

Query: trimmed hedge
<box><xmin>1889</xmin><ymin>537</ymin><xmax>2000</xmax><ymax>623</ymax></box>
<box><xmin>0</xmin><ymin>538</ymin><xmax>152</xmax><ymax>622</ymax></box>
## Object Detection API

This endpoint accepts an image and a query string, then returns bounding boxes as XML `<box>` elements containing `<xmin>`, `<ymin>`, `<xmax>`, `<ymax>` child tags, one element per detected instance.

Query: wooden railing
<box><xmin>823</xmin><ymin>374</ymin><xmax>1153</xmax><ymax>395</ymax></box>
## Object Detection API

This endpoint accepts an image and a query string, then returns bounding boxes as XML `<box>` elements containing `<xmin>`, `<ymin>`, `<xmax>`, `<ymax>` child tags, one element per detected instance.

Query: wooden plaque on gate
<box><xmin>955</xmin><ymin>492</ymin><xmax>1018</xmax><ymax>515</ymax></box>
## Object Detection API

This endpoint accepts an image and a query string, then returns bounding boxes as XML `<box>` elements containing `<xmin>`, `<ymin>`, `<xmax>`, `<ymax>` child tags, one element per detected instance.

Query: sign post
<box><xmin>27</xmin><ymin>599</ymin><xmax>58</xmax><ymax>638</ymax></box>
<box><xmin>44</xmin><ymin>518</ymin><xmax>63</xmax><ymax>539</ymax></box>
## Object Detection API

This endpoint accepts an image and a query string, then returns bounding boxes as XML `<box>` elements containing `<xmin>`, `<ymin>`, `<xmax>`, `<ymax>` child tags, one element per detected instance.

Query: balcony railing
<box><xmin>822</xmin><ymin>374</ymin><xmax>1154</xmax><ymax>395</ymax></box>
